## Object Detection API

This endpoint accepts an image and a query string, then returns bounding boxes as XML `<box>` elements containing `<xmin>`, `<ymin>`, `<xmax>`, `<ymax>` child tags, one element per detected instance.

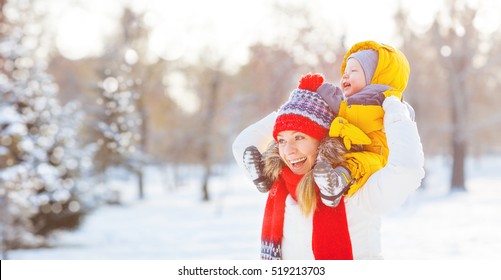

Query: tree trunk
<box><xmin>0</xmin><ymin>193</ymin><xmax>9</xmax><ymax>260</ymax></box>
<box><xmin>449</xmin><ymin>74</ymin><xmax>468</xmax><ymax>192</ymax></box>
<box><xmin>201</xmin><ymin>165</ymin><xmax>211</xmax><ymax>201</ymax></box>
<box><xmin>137</xmin><ymin>99</ymin><xmax>147</xmax><ymax>200</ymax></box>
<box><xmin>137</xmin><ymin>168</ymin><xmax>144</xmax><ymax>199</ymax></box>
<box><xmin>198</xmin><ymin>69</ymin><xmax>222</xmax><ymax>201</ymax></box>
<box><xmin>451</xmin><ymin>137</ymin><xmax>466</xmax><ymax>191</ymax></box>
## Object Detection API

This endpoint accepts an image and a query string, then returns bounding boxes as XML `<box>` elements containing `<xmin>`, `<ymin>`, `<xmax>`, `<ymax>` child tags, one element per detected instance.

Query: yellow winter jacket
<box><xmin>333</xmin><ymin>41</ymin><xmax>410</xmax><ymax>196</ymax></box>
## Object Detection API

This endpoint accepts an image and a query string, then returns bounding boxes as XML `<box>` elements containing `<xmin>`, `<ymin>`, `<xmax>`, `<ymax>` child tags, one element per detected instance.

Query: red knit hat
<box><xmin>273</xmin><ymin>74</ymin><xmax>334</xmax><ymax>141</ymax></box>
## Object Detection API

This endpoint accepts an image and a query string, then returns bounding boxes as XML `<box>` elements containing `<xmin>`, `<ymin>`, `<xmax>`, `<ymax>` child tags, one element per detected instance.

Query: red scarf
<box><xmin>261</xmin><ymin>167</ymin><xmax>353</xmax><ymax>260</ymax></box>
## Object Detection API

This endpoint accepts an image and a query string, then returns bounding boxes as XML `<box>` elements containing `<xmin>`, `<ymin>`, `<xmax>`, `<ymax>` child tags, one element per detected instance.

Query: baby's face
<box><xmin>340</xmin><ymin>58</ymin><xmax>367</xmax><ymax>97</ymax></box>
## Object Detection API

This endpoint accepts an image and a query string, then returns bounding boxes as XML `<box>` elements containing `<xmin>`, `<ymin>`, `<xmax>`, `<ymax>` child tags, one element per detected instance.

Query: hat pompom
<box><xmin>273</xmin><ymin>73</ymin><xmax>333</xmax><ymax>141</ymax></box>
<box><xmin>298</xmin><ymin>73</ymin><xmax>324</xmax><ymax>92</ymax></box>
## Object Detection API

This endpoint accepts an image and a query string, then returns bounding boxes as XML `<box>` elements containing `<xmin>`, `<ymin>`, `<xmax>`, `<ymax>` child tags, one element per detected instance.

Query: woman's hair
<box><xmin>263</xmin><ymin>137</ymin><xmax>363</xmax><ymax>216</ymax></box>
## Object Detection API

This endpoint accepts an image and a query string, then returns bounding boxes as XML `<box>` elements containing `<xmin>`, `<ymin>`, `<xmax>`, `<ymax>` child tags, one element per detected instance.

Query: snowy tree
<box><xmin>93</xmin><ymin>67</ymin><xmax>141</xmax><ymax>165</ymax></box>
<box><xmin>89</xmin><ymin>48</ymin><xmax>142</xmax><ymax>202</ymax></box>
<box><xmin>88</xmin><ymin>7</ymin><xmax>166</xmax><ymax>201</ymax></box>
<box><xmin>0</xmin><ymin>0</ymin><xmax>91</xmax><ymax>256</ymax></box>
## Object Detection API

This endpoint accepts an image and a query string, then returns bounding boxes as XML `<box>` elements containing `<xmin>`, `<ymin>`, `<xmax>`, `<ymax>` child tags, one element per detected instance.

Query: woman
<box><xmin>232</xmin><ymin>74</ymin><xmax>425</xmax><ymax>260</ymax></box>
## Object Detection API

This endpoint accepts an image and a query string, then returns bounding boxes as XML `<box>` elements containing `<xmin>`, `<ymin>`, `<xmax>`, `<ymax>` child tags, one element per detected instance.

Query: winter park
<box><xmin>1</xmin><ymin>0</ymin><xmax>501</xmax><ymax>275</ymax></box>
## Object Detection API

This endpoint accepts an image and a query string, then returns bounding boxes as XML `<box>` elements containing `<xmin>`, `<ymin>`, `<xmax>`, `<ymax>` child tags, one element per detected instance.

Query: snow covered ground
<box><xmin>6</xmin><ymin>157</ymin><xmax>501</xmax><ymax>260</ymax></box>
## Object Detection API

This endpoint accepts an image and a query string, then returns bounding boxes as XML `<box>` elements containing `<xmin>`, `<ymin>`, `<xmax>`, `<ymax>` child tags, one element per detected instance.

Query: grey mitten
<box><xmin>313</xmin><ymin>161</ymin><xmax>352</xmax><ymax>207</ymax></box>
<box><xmin>316</xmin><ymin>83</ymin><xmax>344</xmax><ymax>116</ymax></box>
<box><xmin>243</xmin><ymin>146</ymin><xmax>272</xmax><ymax>193</ymax></box>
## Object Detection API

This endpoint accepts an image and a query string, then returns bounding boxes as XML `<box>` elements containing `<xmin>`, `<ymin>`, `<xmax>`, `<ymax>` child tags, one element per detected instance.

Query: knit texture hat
<box><xmin>348</xmin><ymin>49</ymin><xmax>378</xmax><ymax>85</ymax></box>
<box><xmin>273</xmin><ymin>74</ymin><xmax>334</xmax><ymax>141</ymax></box>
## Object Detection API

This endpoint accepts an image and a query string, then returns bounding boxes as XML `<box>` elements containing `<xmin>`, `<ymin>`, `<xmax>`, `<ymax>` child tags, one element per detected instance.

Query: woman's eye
<box><xmin>295</xmin><ymin>135</ymin><xmax>304</xmax><ymax>141</ymax></box>
<box><xmin>278</xmin><ymin>139</ymin><xmax>286</xmax><ymax>145</ymax></box>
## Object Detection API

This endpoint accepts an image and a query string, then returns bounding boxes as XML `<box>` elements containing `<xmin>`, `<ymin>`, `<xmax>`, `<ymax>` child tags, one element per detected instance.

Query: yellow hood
<box><xmin>341</xmin><ymin>41</ymin><xmax>410</xmax><ymax>99</ymax></box>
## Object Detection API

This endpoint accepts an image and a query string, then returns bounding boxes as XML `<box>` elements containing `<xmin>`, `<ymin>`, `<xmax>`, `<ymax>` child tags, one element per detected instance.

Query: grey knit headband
<box><xmin>348</xmin><ymin>49</ymin><xmax>378</xmax><ymax>85</ymax></box>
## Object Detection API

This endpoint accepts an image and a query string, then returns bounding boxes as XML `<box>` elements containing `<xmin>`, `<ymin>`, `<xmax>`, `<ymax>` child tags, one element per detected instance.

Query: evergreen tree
<box><xmin>0</xmin><ymin>1</ymin><xmax>90</xmax><ymax>254</ymax></box>
<box><xmin>88</xmin><ymin>8</ymin><xmax>144</xmax><ymax>201</ymax></box>
<box><xmin>91</xmin><ymin>63</ymin><xmax>141</xmax><ymax>179</ymax></box>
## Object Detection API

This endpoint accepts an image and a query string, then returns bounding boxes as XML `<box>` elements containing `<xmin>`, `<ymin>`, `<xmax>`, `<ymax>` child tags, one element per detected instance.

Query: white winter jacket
<box><xmin>232</xmin><ymin>96</ymin><xmax>425</xmax><ymax>259</ymax></box>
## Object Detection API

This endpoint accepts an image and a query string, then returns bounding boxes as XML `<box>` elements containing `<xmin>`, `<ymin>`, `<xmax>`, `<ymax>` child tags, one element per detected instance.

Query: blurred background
<box><xmin>1</xmin><ymin>0</ymin><xmax>501</xmax><ymax>259</ymax></box>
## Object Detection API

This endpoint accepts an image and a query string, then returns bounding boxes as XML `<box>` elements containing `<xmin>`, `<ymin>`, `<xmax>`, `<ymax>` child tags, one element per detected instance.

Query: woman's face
<box><xmin>277</xmin><ymin>130</ymin><xmax>320</xmax><ymax>175</ymax></box>
<box><xmin>340</xmin><ymin>58</ymin><xmax>367</xmax><ymax>97</ymax></box>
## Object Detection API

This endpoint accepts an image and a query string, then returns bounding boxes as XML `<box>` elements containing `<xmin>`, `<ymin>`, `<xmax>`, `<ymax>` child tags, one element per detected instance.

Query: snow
<box><xmin>6</xmin><ymin>156</ymin><xmax>501</xmax><ymax>261</ymax></box>
<box><xmin>7</xmin><ymin>165</ymin><xmax>264</xmax><ymax>260</ymax></box>
<box><xmin>2</xmin><ymin>158</ymin><xmax>500</xmax><ymax>280</ymax></box>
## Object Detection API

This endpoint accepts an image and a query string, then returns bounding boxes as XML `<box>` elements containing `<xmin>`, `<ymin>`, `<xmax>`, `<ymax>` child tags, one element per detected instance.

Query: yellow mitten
<box><xmin>341</xmin><ymin>151</ymin><xmax>385</xmax><ymax>196</ymax></box>
<box><xmin>329</xmin><ymin>117</ymin><xmax>371</xmax><ymax>150</ymax></box>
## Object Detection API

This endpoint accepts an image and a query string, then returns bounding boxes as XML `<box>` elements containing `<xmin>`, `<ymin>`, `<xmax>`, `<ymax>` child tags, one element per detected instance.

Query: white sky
<box><xmin>51</xmin><ymin>0</ymin><xmax>500</xmax><ymax>63</ymax></box>
<box><xmin>52</xmin><ymin>0</ymin><xmax>413</xmax><ymax>61</ymax></box>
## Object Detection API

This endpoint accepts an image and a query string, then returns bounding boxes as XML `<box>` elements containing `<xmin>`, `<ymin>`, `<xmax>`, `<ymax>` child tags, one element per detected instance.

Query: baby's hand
<box><xmin>317</xmin><ymin>83</ymin><xmax>343</xmax><ymax>116</ymax></box>
<box><xmin>329</xmin><ymin>117</ymin><xmax>371</xmax><ymax>150</ymax></box>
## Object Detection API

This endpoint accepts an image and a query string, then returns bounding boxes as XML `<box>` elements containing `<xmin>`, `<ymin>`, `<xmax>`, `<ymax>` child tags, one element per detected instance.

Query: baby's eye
<box><xmin>295</xmin><ymin>135</ymin><xmax>305</xmax><ymax>141</ymax></box>
<box><xmin>278</xmin><ymin>139</ymin><xmax>286</xmax><ymax>145</ymax></box>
